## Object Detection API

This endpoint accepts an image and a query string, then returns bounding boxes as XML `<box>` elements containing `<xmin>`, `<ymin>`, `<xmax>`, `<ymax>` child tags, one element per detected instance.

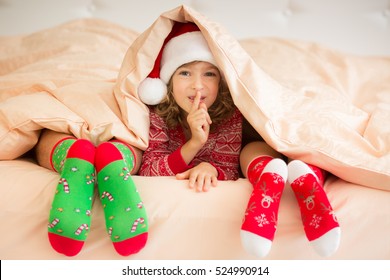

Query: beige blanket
<box><xmin>0</xmin><ymin>5</ymin><xmax>389</xmax><ymax>190</ymax></box>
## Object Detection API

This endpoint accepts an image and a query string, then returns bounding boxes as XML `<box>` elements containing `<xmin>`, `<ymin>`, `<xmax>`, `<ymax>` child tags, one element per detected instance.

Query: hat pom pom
<box><xmin>138</xmin><ymin>77</ymin><xmax>167</xmax><ymax>105</ymax></box>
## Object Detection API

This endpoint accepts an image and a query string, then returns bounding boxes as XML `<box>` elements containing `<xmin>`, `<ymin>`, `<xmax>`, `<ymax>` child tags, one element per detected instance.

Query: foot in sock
<box><xmin>241</xmin><ymin>157</ymin><xmax>287</xmax><ymax>257</ymax></box>
<box><xmin>288</xmin><ymin>160</ymin><xmax>341</xmax><ymax>257</ymax></box>
<box><xmin>48</xmin><ymin>138</ymin><xmax>96</xmax><ymax>256</ymax></box>
<box><xmin>95</xmin><ymin>141</ymin><xmax>148</xmax><ymax>256</ymax></box>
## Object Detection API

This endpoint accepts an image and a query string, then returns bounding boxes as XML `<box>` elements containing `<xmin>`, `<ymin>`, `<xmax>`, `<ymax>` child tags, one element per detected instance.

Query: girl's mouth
<box><xmin>188</xmin><ymin>96</ymin><xmax>206</xmax><ymax>102</ymax></box>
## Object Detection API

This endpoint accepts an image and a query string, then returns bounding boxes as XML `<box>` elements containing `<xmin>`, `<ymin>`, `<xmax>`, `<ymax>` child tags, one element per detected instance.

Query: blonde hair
<box><xmin>155</xmin><ymin>66</ymin><xmax>235</xmax><ymax>131</ymax></box>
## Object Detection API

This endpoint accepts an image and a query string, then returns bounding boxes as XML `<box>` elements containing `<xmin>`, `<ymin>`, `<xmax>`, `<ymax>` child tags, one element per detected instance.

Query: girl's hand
<box><xmin>187</xmin><ymin>91</ymin><xmax>212</xmax><ymax>147</ymax></box>
<box><xmin>176</xmin><ymin>162</ymin><xmax>218</xmax><ymax>192</ymax></box>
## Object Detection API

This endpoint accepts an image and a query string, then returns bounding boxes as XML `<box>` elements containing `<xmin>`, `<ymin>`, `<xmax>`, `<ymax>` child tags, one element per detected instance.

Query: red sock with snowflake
<box><xmin>288</xmin><ymin>160</ymin><xmax>341</xmax><ymax>257</ymax></box>
<box><xmin>241</xmin><ymin>156</ymin><xmax>287</xmax><ymax>257</ymax></box>
<box><xmin>48</xmin><ymin>138</ymin><xmax>95</xmax><ymax>256</ymax></box>
<box><xmin>95</xmin><ymin>141</ymin><xmax>148</xmax><ymax>256</ymax></box>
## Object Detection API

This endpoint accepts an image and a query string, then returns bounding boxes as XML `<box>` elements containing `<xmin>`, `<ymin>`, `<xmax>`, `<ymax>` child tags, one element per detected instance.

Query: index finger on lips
<box><xmin>190</xmin><ymin>91</ymin><xmax>202</xmax><ymax>112</ymax></box>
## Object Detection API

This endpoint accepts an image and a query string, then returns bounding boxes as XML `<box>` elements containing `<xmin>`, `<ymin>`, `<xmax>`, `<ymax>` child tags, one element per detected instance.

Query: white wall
<box><xmin>0</xmin><ymin>0</ymin><xmax>389</xmax><ymax>55</ymax></box>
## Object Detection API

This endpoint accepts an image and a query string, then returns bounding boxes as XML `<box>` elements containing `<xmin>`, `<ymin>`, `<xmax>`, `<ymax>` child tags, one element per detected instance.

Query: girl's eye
<box><xmin>205</xmin><ymin>71</ymin><xmax>217</xmax><ymax>77</ymax></box>
<box><xmin>178</xmin><ymin>70</ymin><xmax>190</xmax><ymax>76</ymax></box>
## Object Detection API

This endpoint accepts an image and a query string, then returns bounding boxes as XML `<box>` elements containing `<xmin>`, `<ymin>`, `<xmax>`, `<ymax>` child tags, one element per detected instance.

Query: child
<box><xmin>136</xmin><ymin>21</ymin><xmax>341</xmax><ymax>257</ymax></box>
<box><xmin>137</xmin><ymin>22</ymin><xmax>242</xmax><ymax>192</ymax></box>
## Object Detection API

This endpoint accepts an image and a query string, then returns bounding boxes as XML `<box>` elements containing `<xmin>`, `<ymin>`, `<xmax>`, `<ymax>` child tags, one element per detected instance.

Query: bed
<box><xmin>0</xmin><ymin>0</ymin><xmax>389</xmax><ymax>261</ymax></box>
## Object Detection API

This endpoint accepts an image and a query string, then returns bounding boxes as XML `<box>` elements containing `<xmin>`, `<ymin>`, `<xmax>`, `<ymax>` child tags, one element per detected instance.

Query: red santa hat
<box><xmin>138</xmin><ymin>22</ymin><xmax>217</xmax><ymax>105</ymax></box>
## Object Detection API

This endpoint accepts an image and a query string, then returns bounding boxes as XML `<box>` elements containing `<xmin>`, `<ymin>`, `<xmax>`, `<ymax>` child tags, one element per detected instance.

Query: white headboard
<box><xmin>0</xmin><ymin>0</ymin><xmax>389</xmax><ymax>56</ymax></box>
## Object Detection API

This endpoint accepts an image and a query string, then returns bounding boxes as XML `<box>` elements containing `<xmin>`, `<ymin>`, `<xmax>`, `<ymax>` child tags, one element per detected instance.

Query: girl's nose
<box><xmin>192</xmin><ymin>75</ymin><xmax>204</xmax><ymax>90</ymax></box>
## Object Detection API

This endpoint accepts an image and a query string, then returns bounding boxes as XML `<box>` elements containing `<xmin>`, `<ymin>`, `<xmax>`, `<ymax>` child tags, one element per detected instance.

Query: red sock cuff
<box><xmin>307</xmin><ymin>164</ymin><xmax>326</xmax><ymax>186</ymax></box>
<box><xmin>246</xmin><ymin>156</ymin><xmax>273</xmax><ymax>185</ymax></box>
<box><xmin>49</xmin><ymin>137</ymin><xmax>76</xmax><ymax>171</ymax></box>
<box><xmin>109</xmin><ymin>140</ymin><xmax>137</xmax><ymax>173</ymax></box>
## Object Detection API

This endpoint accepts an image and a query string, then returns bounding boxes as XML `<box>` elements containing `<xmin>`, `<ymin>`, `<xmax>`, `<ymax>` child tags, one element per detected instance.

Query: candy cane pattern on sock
<box><xmin>48</xmin><ymin>218</ymin><xmax>60</xmax><ymax>228</ymax></box>
<box><xmin>121</xmin><ymin>167</ymin><xmax>131</xmax><ymax>181</ymax></box>
<box><xmin>86</xmin><ymin>172</ymin><xmax>96</xmax><ymax>185</ymax></box>
<box><xmin>59</xmin><ymin>178</ymin><xmax>69</xmax><ymax>193</ymax></box>
<box><xmin>101</xmin><ymin>191</ymin><xmax>114</xmax><ymax>201</ymax></box>
<box><xmin>74</xmin><ymin>224</ymin><xmax>89</xmax><ymax>236</ymax></box>
<box><xmin>131</xmin><ymin>218</ymin><xmax>145</xmax><ymax>233</ymax></box>
<box><xmin>137</xmin><ymin>202</ymin><xmax>144</xmax><ymax>209</ymax></box>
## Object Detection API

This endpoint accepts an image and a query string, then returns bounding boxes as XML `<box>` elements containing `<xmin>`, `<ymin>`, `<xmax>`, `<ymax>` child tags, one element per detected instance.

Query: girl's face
<box><xmin>171</xmin><ymin>61</ymin><xmax>221</xmax><ymax>114</ymax></box>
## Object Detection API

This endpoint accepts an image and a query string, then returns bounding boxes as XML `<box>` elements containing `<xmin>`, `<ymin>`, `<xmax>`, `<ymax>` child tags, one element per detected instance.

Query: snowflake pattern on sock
<box><xmin>242</xmin><ymin>172</ymin><xmax>284</xmax><ymax>240</ymax></box>
<box><xmin>290</xmin><ymin>173</ymin><xmax>339</xmax><ymax>242</ymax></box>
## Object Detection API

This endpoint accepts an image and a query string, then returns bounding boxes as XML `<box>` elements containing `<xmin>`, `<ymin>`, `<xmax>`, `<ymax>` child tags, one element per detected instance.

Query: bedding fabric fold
<box><xmin>0</xmin><ymin>5</ymin><xmax>389</xmax><ymax>190</ymax></box>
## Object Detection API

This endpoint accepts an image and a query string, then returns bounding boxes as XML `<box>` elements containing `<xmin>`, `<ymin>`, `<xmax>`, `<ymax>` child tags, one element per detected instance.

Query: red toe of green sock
<box><xmin>96</xmin><ymin>141</ymin><xmax>148</xmax><ymax>256</ymax></box>
<box><xmin>48</xmin><ymin>232</ymin><xmax>85</xmax><ymax>257</ymax></box>
<box><xmin>48</xmin><ymin>138</ymin><xmax>95</xmax><ymax>257</ymax></box>
<box><xmin>113</xmin><ymin>232</ymin><xmax>148</xmax><ymax>256</ymax></box>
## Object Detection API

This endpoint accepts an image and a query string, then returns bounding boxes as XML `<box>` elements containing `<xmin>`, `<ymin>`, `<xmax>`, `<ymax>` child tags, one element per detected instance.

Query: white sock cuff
<box><xmin>287</xmin><ymin>160</ymin><xmax>319</xmax><ymax>184</ymax></box>
<box><xmin>262</xmin><ymin>158</ymin><xmax>288</xmax><ymax>182</ymax></box>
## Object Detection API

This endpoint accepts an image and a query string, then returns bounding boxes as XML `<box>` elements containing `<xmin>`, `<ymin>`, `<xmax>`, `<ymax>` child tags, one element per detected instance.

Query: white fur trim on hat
<box><xmin>160</xmin><ymin>31</ymin><xmax>217</xmax><ymax>83</ymax></box>
<box><xmin>138</xmin><ymin>77</ymin><xmax>167</xmax><ymax>105</ymax></box>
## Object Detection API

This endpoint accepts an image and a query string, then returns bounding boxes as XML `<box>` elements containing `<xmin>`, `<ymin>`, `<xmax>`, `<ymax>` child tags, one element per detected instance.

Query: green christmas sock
<box><xmin>95</xmin><ymin>141</ymin><xmax>148</xmax><ymax>256</ymax></box>
<box><xmin>48</xmin><ymin>138</ymin><xmax>95</xmax><ymax>256</ymax></box>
